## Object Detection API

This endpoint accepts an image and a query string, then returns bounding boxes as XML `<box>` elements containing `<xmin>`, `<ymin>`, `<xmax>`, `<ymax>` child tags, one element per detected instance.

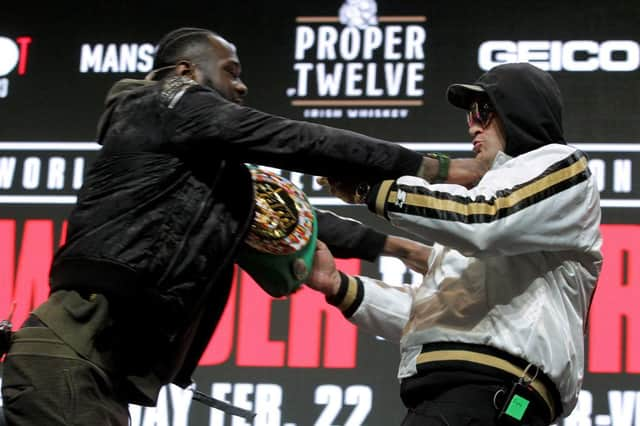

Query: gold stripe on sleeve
<box><xmin>389</xmin><ymin>157</ymin><xmax>587</xmax><ymax>217</ymax></box>
<box><xmin>375</xmin><ymin>180</ymin><xmax>394</xmax><ymax>217</ymax></box>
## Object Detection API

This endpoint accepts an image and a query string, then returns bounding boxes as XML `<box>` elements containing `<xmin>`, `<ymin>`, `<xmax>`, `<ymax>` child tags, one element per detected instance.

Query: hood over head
<box><xmin>96</xmin><ymin>79</ymin><xmax>156</xmax><ymax>144</ymax></box>
<box><xmin>447</xmin><ymin>63</ymin><xmax>566</xmax><ymax>157</ymax></box>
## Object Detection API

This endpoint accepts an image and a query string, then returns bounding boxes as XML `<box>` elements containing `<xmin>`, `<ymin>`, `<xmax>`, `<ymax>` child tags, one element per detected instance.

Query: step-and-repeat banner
<box><xmin>1</xmin><ymin>1</ymin><xmax>638</xmax><ymax>425</ymax></box>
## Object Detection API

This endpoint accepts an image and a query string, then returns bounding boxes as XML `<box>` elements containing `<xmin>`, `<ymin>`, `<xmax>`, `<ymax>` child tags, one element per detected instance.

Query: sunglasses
<box><xmin>467</xmin><ymin>101</ymin><xmax>495</xmax><ymax>128</ymax></box>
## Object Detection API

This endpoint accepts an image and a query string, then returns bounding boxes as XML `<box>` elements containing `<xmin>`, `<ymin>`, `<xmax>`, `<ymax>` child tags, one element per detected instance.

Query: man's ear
<box><xmin>175</xmin><ymin>61</ymin><xmax>196</xmax><ymax>79</ymax></box>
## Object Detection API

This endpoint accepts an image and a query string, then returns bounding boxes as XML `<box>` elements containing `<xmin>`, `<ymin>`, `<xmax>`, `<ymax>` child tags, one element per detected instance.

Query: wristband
<box><xmin>425</xmin><ymin>153</ymin><xmax>450</xmax><ymax>183</ymax></box>
<box><xmin>326</xmin><ymin>271</ymin><xmax>350</xmax><ymax>306</ymax></box>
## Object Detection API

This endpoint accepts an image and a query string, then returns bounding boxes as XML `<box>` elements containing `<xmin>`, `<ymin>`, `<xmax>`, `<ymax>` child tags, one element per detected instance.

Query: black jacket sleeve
<box><xmin>315</xmin><ymin>209</ymin><xmax>386</xmax><ymax>262</ymax></box>
<box><xmin>169</xmin><ymin>86</ymin><xmax>423</xmax><ymax>181</ymax></box>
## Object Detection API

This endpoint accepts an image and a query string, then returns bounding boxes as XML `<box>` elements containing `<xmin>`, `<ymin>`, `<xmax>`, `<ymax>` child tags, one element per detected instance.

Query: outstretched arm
<box><xmin>171</xmin><ymin>85</ymin><xmax>423</xmax><ymax>180</ymax></box>
<box><xmin>319</xmin><ymin>155</ymin><xmax>491</xmax><ymax>203</ymax></box>
<box><xmin>367</xmin><ymin>147</ymin><xmax>601</xmax><ymax>257</ymax></box>
<box><xmin>316</xmin><ymin>209</ymin><xmax>431</xmax><ymax>274</ymax></box>
<box><xmin>306</xmin><ymin>241</ymin><xmax>415</xmax><ymax>342</ymax></box>
<box><xmin>382</xmin><ymin>235</ymin><xmax>430</xmax><ymax>275</ymax></box>
<box><xmin>316</xmin><ymin>209</ymin><xmax>386</xmax><ymax>262</ymax></box>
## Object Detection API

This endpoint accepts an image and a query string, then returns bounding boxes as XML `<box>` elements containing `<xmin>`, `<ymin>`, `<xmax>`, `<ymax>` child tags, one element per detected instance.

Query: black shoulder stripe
<box><xmin>385</xmin><ymin>151</ymin><xmax>590</xmax><ymax>224</ymax></box>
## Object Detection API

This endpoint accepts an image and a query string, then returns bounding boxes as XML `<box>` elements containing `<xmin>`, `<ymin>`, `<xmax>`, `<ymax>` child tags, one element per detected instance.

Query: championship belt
<box><xmin>236</xmin><ymin>165</ymin><xmax>317</xmax><ymax>297</ymax></box>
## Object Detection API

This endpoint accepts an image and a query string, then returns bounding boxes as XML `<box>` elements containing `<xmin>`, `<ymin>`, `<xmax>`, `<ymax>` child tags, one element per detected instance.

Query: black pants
<box><xmin>401</xmin><ymin>383</ymin><xmax>548</xmax><ymax>426</ymax></box>
<box><xmin>1</xmin><ymin>325</ymin><xmax>129</xmax><ymax>426</ymax></box>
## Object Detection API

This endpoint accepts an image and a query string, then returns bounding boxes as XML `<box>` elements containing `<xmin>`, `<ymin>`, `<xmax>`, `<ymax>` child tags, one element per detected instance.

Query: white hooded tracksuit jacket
<box><xmin>331</xmin><ymin>144</ymin><xmax>602</xmax><ymax>418</ymax></box>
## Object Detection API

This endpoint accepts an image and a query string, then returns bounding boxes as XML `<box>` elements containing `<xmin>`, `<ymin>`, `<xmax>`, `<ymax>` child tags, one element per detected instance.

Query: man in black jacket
<box><xmin>1</xmin><ymin>27</ymin><xmax>484</xmax><ymax>425</ymax></box>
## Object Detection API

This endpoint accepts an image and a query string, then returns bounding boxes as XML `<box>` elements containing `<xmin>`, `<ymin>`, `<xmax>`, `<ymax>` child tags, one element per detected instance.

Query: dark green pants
<box><xmin>1</xmin><ymin>325</ymin><xmax>129</xmax><ymax>426</ymax></box>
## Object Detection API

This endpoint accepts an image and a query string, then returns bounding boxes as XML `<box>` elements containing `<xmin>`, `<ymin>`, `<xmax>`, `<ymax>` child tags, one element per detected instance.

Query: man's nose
<box><xmin>235</xmin><ymin>80</ymin><xmax>248</xmax><ymax>98</ymax></box>
<box><xmin>468</xmin><ymin>123</ymin><xmax>482</xmax><ymax>138</ymax></box>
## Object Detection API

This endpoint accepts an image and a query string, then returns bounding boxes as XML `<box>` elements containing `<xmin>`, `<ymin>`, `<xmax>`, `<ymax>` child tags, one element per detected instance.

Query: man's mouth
<box><xmin>472</xmin><ymin>139</ymin><xmax>483</xmax><ymax>153</ymax></box>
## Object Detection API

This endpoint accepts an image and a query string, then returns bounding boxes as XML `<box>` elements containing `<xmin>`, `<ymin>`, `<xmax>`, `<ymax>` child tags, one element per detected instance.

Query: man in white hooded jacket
<box><xmin>307</xmin><ymin>63</ymin><xmax>603</xmax><ymax>426</ymax></box>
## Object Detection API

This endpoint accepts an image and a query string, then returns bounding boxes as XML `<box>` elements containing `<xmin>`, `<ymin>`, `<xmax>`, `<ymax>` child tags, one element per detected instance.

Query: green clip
<box><xmin>505</xmin><ymin>394</ymin><xmax>530</xmax><ymax>420</ymax></box>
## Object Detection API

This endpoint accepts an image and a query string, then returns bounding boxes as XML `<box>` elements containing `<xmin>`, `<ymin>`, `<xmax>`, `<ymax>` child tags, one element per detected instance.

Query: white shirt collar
<box><xmin>491</xmin><ymin>150</ymin><xmax>512</xmax><ymax>169</ymax></box>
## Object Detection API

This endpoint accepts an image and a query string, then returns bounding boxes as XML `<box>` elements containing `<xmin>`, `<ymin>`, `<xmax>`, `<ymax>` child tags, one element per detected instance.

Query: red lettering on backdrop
<box><xmin>59</xmin><ymin>220</ymin><xmax>68</xmax><ymax>246</ymax></box>
<box><xmin>11</xmin><ymin>221</ymin><xmax>637</xmax><ymax>374</ymax></box>
<box><xmin>0</xmin><ymin>220</ymin><xmax>67</xmax><ymax>331</ymax></box>
<box><xmin>235</xmin><ymin>270</ymin><xmax>286</xmax><ymax>367</ymax></box>
<box><xmin>0</xmin><ymin>220</ymin><xmax>16</xmax><ymax>320</ymax></box>
<box><xmin>288</xmin><ymin>258</ymin><xmax>359</xmax><ymax>368</ymax></box>
<box><xmin>16</xmin><ymin>36</ymin><xmax>32</xmax><ymax>75</ymax></box>
<box><xmin>199</xmin><ymin>259</ymin><xmax>360</xmax><ymax>368</ymax></box>
<box><xmin>199</xmin><ymin>269</ymin><xmax>238</xmax><ymax>365</ymax></box>
<box><xmin>589</xmin><ymin>224</ymin><xmax>640</xmax><ymax>373</ymax></box>
<box><xmin>0</xmin><ymin>220</ymin><xmax>53</xmax><ymax>328</ymax></box>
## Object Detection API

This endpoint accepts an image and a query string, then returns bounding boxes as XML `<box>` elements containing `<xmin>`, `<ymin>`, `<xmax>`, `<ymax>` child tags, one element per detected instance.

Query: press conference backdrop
<box><xmin>1</xmin><ymin>0</ymin><xmax>638</xmax><ymax>425</ymax></box>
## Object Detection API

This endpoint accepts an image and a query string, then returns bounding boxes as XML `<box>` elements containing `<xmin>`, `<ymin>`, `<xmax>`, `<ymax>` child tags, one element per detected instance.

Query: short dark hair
<box><xmin>152</xmin><ymin>27</ymin><xmax>218</xmax><ymax>79</ymax></box>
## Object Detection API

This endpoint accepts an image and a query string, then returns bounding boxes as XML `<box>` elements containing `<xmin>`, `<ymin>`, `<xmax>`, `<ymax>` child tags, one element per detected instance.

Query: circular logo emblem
<box><xmin>245</xmin><ymin>166</ymin><xmax>314</xmax><ymax>255</ymax></box>
<box><xmin>251</xmin><ymin>179</ymin><xmax>299</xmax><ymax>240</ymax></box>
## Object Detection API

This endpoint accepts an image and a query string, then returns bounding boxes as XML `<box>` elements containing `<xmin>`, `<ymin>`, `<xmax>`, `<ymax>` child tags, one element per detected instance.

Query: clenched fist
<box><xmin>316</xmin><ymin>177</ymin><xmax>370</xmax><ymax>204</ymax></box>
